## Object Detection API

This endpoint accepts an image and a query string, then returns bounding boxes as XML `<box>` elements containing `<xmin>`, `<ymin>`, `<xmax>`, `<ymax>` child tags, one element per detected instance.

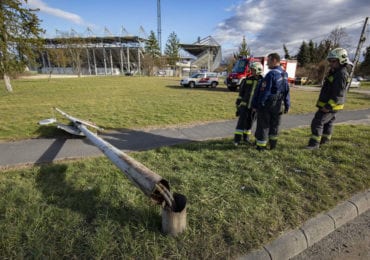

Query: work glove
<box><xmin>236</xmin><ymin>102</ymin><xmax>246</xmax><ymax>117</ymax></box>
<box><xmin>239</xmin><ymin>101</ymin><xmax>247</xmax><ymax>107</ymax></box>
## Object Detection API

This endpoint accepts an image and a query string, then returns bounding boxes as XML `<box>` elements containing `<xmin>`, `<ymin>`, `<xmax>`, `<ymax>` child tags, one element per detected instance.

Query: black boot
<box><xmin>234</xmin><ymin>134</ymin><xmax>242</xmax><ymax>146</ymax></box>
<box><xmin>320</xmin><ymin>136</ymin><xmax>330</xmax><ymax>145</ymax></box>
<box><xmin>243</xmin><ymin>134</ymin><xmax>252</xmax><ymax>144</ymax></box>
<box><xmin>306</xmin><ymin>138</ymin><xmax>320</xmax><ymax>150</ymax></box>
<box><xmin>269</xmin><ymin>139</ymin><xmax>277</xmax><ymax>150</ymax></box>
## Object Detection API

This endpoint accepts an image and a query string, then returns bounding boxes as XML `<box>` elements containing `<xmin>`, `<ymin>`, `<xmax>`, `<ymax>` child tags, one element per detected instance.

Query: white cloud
<box><xmin>27</xmin><ymin>0</ymin><xmax>85</xmax><ymax>25</ymax></box>
<box><xmin>214</xmin><ymin>0</ymin><xmax>370</xmax><ymax>58</ymax></box>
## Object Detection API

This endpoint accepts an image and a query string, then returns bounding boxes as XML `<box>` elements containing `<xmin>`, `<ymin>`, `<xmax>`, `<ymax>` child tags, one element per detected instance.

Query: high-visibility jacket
<box><xmin>236</xmin><ymin>75</ymin><xmax>263</xmax><ymax>109</ymax></box>
<box><xmin>316</xmin><ymin>66</ymin><xmax>349</xmax><ymax>112</ymax></box>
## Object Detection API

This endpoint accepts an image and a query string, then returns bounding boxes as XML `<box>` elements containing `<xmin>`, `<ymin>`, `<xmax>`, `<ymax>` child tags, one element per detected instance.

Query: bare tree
<box><xmin>327</xmin><ymin>27</ymin><xmax>351</xmax><ymax>49</ymax></box>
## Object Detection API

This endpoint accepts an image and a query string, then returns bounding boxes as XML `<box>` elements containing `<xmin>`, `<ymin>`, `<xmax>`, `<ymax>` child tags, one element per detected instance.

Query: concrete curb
<box><xmin>239</xmin><ymin>189</ymin><xmax>370</xmax><ymax>260</ymax></box>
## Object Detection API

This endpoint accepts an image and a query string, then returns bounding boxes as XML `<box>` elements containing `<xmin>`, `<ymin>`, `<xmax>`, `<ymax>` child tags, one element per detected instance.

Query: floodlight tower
<box><xmin>157</xmin><ymin>0</ymin><xmax>162</xmax><ymax>54</ymax></box>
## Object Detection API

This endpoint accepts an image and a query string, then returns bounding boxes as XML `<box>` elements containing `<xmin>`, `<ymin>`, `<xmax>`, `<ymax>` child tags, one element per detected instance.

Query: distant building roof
<box><xmin>179</xmin><ymin>36</ymin><xmax>220</xmax><ymax>57</ymax></box>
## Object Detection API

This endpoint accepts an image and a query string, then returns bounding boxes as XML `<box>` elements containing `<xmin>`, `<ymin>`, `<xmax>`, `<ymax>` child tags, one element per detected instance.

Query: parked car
<box><xmin>350</xmin><ymin>78</ymin><xmax>361</xmax><ymax>88</ymax></box>
<box><xmin>180</xmin><ymin>72</ymin><xmax>219</xmax><ymax>88</ymax></box>
<box><xmin>295</xmin><ymin>77</ymin><xmax>308</xmax><ymax>85</ymax></box>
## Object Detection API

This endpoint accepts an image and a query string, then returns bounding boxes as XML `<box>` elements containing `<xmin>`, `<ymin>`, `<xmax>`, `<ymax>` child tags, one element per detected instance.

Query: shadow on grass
<box><xmin>165</xmin><ymin>84</ymin><xmax>231</xmax><ymax>92</ymax></box>
<box><xmin>175</xmin><ymin>139</ymin><xmax>245</xmax><ymax>152</ymax></box>
<box><xmin>35</xmin><ymin>164</ymin><xmax>161</xmax><ymax>231</ymax></box>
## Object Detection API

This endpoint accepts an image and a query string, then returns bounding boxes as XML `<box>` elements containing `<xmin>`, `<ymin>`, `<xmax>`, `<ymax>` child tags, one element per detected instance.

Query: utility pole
<box><xmin>157</xmin><ymin>0</ymin><xmax>162</xmax><ymax>54</ymax></box>
<box><xmin>348</xmin><ymin>17</ymin><xmax>368</xmax><ymax>90</ymax></box>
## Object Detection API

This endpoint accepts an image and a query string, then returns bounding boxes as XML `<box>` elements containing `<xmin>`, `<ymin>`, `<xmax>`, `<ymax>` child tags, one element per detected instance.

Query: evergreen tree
<box><xmin>283</xmin><ymin>44</ymin><xmax>291</xmax><ymax>59</ymax></box>
<box><xmin>164</xmin><ymin>31</ymin><xmax>180</xmax><ymax>67</ymax></box>
<box><xmin>0</xmin><ymin>0</ymin><xmax>44</xmax><ymax>92</ymax></box>
<box><xmin>296</xmin><ymin>41</ymin><xmax>310</xmax><ymax>67</ymax></box>
<box><xmin>359</xmin><ymin>46</ymin><xmax>370</xmax><ymax>76</ymax></box>
<box><xmin>145</xmin><ymin>30</ymin><xmax>161</xmax><ymax>58</ymax></box>
<box><xmin>308</xmin><ymin>40</ymin><xmax>315</xmax><ymax>63</ymax></box>
<box><xmin>314</xmin><ymin>39</ymin><xmax>331</xmax><ymax>62</ymax></box>
<box><xmin>143</xmin><ymin>30</ymin><xmax>162</xmax><ymax>76</ymax></box>
<box><xmin>237</xmin><ymin>36</ymin><xmax>250</xmax><ymax>57</ymax></box>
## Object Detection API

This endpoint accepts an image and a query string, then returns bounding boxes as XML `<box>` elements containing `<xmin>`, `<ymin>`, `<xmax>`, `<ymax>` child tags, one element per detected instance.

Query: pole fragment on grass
<box><xmin>54</xmin><ymin>107</ymin><xmax>187</xmax><ymax>235</ymax></box>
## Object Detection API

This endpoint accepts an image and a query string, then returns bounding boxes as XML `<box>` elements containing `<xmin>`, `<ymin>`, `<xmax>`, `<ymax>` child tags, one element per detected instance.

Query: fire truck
<box><xmin>225</xmin><ymin>56</ymin><xmax>297</xmax><ymax>91</ymax></box>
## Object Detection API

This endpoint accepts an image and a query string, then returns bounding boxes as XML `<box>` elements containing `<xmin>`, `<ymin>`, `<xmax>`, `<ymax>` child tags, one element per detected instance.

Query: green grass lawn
<box><xmin>359</xmin><ymin>80</ymin><xmax>370</xmax><ymax>90</ymax></box>
<box><xmin>0</xmin><ymin>125</ymin><xmax>369</xmax><ymax>259</ymax></box>
<box><xmin>1</xmin><ymin>76</ymin><xmax>370</xmax><ymax>258</ymax></box>
<box><xmin>1</xmin><ymin>76</ymin><xmax>369</xmax><ymax>141</ymax></box>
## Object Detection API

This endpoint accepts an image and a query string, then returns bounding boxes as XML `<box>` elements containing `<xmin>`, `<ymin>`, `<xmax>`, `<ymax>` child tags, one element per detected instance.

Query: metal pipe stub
<box><xmin>161</xmin><ymin>192</ymin><xmax>187</xmax><ymax>236</ymax></box>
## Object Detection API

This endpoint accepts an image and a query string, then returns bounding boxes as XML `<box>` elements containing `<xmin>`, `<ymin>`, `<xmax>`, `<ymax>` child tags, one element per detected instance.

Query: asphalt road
<box><xmin>292</xmin><ymin>209</ymin><xmax>370</xmax><ymax>260</ymax></box>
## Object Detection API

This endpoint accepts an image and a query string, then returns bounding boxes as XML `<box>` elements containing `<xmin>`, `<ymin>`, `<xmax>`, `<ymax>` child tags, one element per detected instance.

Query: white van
<box><xmin>180</xmin><ymin>72</ymin><xmax>219</xmax><ymax>88</ymax></box>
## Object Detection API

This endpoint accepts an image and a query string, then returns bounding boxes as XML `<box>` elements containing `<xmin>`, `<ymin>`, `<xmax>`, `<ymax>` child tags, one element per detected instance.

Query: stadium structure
<box><xmin>38</xmin><ymin>32</ymin><xmax>222</xmax><ymax>76</ymax></box>
<box><xmin>177</xmin><ymin>36</ymin><xmax>222</xmax><ymax>76</ymax></box>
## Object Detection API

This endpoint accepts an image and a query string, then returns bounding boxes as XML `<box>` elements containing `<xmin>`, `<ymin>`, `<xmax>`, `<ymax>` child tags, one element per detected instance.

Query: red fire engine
<box><xmin>225</xmin><ymin>56</ymin><xmax>297</xmax><ymax>91</ymax></box>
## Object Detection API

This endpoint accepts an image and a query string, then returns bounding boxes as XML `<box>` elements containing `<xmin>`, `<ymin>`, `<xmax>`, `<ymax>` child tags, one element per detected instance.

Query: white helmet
<box><xmin>250</xmin><ymin>62</ymin><xmax>263</xmax><ymax>75</ymax></box>
<box><xmin>327</xmin><ymin>48</ymin><xmax>352</xmax><ymax>65</ymax></box>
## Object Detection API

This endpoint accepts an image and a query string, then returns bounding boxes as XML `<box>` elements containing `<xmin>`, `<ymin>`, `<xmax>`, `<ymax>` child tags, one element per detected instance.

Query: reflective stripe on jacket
<box><xmin>239</xmin><ymin>75</ymin><xmax>262</xmax><ymax>109</ymax></box>
<box><xmin>316</xmin><ymin>66</ymin><xmax>348</xmax><ymax>111</ymax></box>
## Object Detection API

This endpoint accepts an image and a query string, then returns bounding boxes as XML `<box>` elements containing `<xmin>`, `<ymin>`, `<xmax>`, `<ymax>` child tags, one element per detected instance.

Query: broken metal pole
<box><xmin>80</xmin><ymin>123</ymin><xmax>174</xmax><ymax>205</ymax></box>
<box><xmin>53</xmin><ymin>108</ymin><xmax>187</xmax><ymax>235</ymax></box>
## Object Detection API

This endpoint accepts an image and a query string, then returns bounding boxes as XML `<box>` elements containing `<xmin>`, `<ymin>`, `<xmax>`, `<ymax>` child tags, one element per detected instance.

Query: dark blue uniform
<box><xmin>252</xmin><ymin>66</ymin><xmax>290</xmax><ymax>150</ymax></box>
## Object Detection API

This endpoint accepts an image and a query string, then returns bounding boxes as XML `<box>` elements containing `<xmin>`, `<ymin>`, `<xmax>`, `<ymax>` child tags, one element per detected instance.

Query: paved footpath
<box><xmin>1</xmin><ymin>109</ymin><xmax>370</xmax><ymax>169</ymax></box>
<box><xmin>1</xmin><ymin>108</ymin><xmax>370</xmax><ymax>260</ymax></box>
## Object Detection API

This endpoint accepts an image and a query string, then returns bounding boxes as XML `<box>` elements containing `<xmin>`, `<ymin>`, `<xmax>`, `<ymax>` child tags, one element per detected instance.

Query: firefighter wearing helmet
<box><xmin>306</xmin><ymin>47</ymin><xmax>352</xmax><ymax>149</ymax></box>
<box><xmin>233</xmin><ymin>62</ymin><xmax>263</xmax><ymax>145</ymax></box>
<box><xmin>252</xmin><ymin>53</ymin><xmax>290</xmax><ymax>151</ymax></box>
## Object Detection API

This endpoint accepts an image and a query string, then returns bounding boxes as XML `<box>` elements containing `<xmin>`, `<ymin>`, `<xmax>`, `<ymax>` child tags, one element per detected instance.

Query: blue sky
<box><xmin>26</xmin><ymin>0</ymin><xmax>232</xmax><ymax>44</ymax></box>
<box><xmin>27</xmin><ymin>0</ymin><xmax>370</xmax><ymax>58</ymax></box>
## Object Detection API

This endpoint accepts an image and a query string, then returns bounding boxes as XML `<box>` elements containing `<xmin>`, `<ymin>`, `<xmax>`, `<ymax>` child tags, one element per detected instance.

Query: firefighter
<box><xmin>306</xmin><ymin>48</ymin><xmax>352</xmax><ymax>149</ymax></box>
<box><xmin>252</xmin><ymin>53</ymin><xmax>290</xmax><ymax>151</ymax></box>
<box><xmin>234</xmin><ymin>62</ymin><xmax>264</xmax><ymax>145</ymax></box>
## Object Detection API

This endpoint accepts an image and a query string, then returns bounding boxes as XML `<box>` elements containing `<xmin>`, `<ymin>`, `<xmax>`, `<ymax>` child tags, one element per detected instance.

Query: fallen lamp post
<box><xmin>39</xmin><ymin>107</ymin><xmax>187</xmax><ymax>236</ymax></box>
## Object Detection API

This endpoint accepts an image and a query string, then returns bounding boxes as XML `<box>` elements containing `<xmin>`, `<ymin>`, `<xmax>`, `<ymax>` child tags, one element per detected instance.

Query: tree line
<box><xmin>229</xmin><ymin>26</ymin><xmax>370</xmax><ymax>84</ymax></box>
<box><xmin>1</xmin><ymin>1</ymin><xmax>369</xmax><ymax>92</ymax></box>
<box><xmin>285</xmin><ymin>27</ymin><xmax>369</xmax><ymax>82</ymax></box>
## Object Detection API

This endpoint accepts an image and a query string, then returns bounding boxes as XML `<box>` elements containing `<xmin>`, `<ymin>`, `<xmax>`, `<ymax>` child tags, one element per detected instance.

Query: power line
<box><xmin>278</xmin><ymin>18</ymin><xmax>369</xmax><ymax>58</ymax></box>
<box><xmin>284</xmin><ymin>19</ymin><xmax>367</xmax><ymax>47</ymax></box>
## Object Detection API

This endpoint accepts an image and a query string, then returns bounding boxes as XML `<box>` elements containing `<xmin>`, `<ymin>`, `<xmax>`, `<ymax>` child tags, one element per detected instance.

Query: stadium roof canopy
<box><xmin>43</xmin><ymin>36</ymin><xmax>146</xmax><ymax>45</ymax></box>
<box><xmin>179</xmin><ymin>36</ymin><xmax>220</xmax><ymax>57</ymax></box>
